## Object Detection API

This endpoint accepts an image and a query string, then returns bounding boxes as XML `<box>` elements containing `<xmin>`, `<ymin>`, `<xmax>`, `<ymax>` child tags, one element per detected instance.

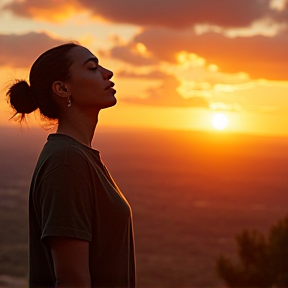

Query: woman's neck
<box><xmin>57</xmin><ymin>108</ymin><xmax>99</xmax><ymax>147</ymax></box>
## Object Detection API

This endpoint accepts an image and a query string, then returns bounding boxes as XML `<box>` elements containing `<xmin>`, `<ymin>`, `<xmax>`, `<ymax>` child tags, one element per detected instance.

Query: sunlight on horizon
<box><xmin>212</xmin><ymin>113</ymin><xmax>229</xmax><ymax>130</ymax></box>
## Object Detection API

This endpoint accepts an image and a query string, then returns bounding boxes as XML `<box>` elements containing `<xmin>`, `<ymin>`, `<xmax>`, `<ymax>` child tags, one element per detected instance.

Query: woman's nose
<box><xmin>101</xmin><ymin>67</ymin><xmax>113</xmax><ymax>80</ymax></box>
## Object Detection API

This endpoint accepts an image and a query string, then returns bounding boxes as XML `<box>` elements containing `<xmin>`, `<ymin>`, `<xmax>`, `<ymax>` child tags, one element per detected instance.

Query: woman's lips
<box><xmin>105</xmin><ymin>82</ymin><xmax>115</xmax><ymax>90</ymax></box>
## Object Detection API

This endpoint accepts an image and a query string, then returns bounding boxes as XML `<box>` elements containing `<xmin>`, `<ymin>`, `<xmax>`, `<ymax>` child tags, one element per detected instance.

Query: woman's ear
<box><xmin>52</xmin><ymin>81</ymin><xmax>71</xmax><ymax>98</ymax></box>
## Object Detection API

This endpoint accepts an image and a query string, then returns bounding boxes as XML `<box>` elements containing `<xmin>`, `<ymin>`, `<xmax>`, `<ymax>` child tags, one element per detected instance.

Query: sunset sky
<box><xmin>0</xmin><ymin>0</ymin><xmax>287</xmax><ymax>136</ymax></box>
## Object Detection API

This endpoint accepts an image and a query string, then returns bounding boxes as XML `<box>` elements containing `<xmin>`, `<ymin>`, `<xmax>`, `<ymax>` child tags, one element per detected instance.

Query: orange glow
<box><xmin>176</xmin><ymin>51</ymin><xmax>206</xmax><ymax>67</ymax></box>
<box><xmin>132</xmin><ymin>42</ymin><xmax>152</xmax><ymax>58</ymax></box>
<box><xmin>135</xmin><ymin>43</ymin><xmax>147</xmax><ymax>54</ymax></box>
<box><xmin>28</xmin><ymin>3</ymin><xmax>84</xmax><ymax>22</ymax></box>
<box><xmin>208</xmin><ymin>64</ymin><xmax>219</xmax><ymax>72</ymax></box>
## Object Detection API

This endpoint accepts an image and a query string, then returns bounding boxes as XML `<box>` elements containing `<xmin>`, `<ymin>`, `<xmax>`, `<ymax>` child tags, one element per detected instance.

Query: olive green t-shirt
<box><xmin>29</xmin><ymin>134</ymin><xmax>136</xmax><ymax>287</ymax></box>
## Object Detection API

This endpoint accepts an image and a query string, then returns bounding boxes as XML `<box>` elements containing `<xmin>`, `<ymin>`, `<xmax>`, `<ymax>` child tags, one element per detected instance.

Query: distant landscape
<box><xmin>0</xmin><ymin>126</ymin><xmax>287</xmax><ymax>288</ymax></box>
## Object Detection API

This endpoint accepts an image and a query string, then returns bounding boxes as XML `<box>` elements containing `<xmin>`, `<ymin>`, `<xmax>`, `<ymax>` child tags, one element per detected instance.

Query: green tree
<box><xmin>216</xmin><ymin>216</ymin><xmax>288</xmax><ymax>288</ymax></box>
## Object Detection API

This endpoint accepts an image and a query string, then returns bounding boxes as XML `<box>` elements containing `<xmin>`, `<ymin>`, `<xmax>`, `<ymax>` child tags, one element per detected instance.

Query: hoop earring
<box><xmin>67</xmin><ymin>96</ymin><xmax>71</xmax><ymax>108</ymax></box>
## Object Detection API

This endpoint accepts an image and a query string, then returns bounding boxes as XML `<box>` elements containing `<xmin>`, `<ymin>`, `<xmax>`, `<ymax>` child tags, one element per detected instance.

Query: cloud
<box><xmin>108</xmin><ymin>44</ymin><xmax>159</xmax><ymax>66</ymax></box>
<box><xmin>3</xmin><ymin>0</ymin><xmax>288</xmax><ymax>28</ymax></box>
<box><xmin>122</xmin><ymin>74</ymin><xmax>209</xmax><ymax>108</ymax></box>
<box><xmin>0</xmin><ymin>32</ymin><xmax>65</xmax><ymax>68</ymax></box>
<box><xmin>2</xmin><ymin>0</ymin><xmax>83</xmax><ymax>22</ymax></box>
<box><xmin>80</xmin><ymin>0</ymin><xmax>275</xmax><ymax>28</ymax></box>
<box><xmin>116</xmin><ymin>57</ymin><xmax>288</xmax><ymax>112</ymax></box>
<box><xmin>194</xmin><ymin>18</ymin><xmax>287</xmax><ymax>38</ymax></box>
<box><xmin>116</xmin><ymin>70</ymin><xmax>168</xmax><ymax>79</ymax></box>
<box><xmin>210</xmin><ymin>79</ymin><xmax>288</xmax><ymax>113</ymax></box>
<box><xmin>209</xmin><ymin>102</ymin><xmax>242</xmax><ymax>112</ymax></box>
<box><xmin>110</xmin><ymin>27</ymin><xmax>288</xmax><ymax>80</ymax></box>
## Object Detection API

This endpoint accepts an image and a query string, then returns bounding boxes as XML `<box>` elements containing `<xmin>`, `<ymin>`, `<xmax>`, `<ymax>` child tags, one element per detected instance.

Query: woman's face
<box><xmin>65</xmin><ymin>46</ymin><xmax>116</xmax><ymax>110</ymax></box>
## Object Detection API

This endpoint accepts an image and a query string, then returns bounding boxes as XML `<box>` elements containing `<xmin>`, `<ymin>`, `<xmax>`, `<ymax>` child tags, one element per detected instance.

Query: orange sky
<box><xmin>0</xmin><ymin>0</ymin><xmax>287</xmax><ymax>136</ymax></box>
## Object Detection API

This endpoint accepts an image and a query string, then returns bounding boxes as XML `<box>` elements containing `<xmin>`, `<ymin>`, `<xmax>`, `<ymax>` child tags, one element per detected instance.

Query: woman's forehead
<box><xmin>69</xmin><ymin>46</ymin><xmax>97</xmax><ymax>66</ymax></box>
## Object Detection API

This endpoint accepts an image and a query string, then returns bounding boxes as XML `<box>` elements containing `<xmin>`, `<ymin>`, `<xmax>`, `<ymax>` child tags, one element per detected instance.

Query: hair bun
<box><xmin>7</xmin><ymin>80</ymin><xmax>38</xmax><ymax>114</ymax></box>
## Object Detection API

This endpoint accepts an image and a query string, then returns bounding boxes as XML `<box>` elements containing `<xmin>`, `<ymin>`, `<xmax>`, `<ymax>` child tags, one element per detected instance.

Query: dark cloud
<box><xmin>122</xmin><ymin>74</ymin><xmax>209</xmax><ymax>108</ymax></box>
<box><xmin>111</xmin><ymin>27</ymin><xmax>288</xmax><ymax>80</ymax></box>
<box><xmin>3</xmin><ymin>0</ymin><xmax>53</xmax><ymax>17</ymax></box>
<box><xmin>273</xmin><ymin>4</ymin><xmax>288</xmax><ymax>23</ymax></box>
<box><xmin>81</xmin><ymin>0</ymin><xmax>272</xmax><ymax>28</ymax></box>
<box><xmin>3</xmin><ymin>0</ymin><xmax>288</xmax><ymax>28</ymax></box>
<box><xmin>0</xmin><ymin>32</ymin><xmax>64</xmax><ymax>68</ymax></box>
<box><xmin>109</xmin><ymin>45</ymin><xmax>159</xmax><ymax>66</ymax></box>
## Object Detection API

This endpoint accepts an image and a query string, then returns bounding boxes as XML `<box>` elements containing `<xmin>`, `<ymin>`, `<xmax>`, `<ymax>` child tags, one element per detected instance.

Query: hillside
<box><xmin>0</xmin><ymin>126</ymin><xmax>287</xmax><ymax>287</ymax></box>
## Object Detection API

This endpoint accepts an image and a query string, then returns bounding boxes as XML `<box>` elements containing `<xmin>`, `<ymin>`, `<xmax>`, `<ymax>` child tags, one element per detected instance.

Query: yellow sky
<box><xmin>0</xmin><ymin>0</ymin><xmax>287</xmax><ymax>136</ymax></box>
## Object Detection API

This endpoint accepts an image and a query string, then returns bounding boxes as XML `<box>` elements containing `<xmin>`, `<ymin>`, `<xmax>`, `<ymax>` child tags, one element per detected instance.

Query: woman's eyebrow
<box><xmin>83</xmin><ymin>57</ymin><xmax>98</xmax><ymax>66</ymax></box>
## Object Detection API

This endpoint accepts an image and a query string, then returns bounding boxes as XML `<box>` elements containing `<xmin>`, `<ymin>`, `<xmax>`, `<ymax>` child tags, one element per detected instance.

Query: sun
<box><xmin>212</xmin><ymin>113</ymin><xmax>228</xmax><ymax>130</ymax></box>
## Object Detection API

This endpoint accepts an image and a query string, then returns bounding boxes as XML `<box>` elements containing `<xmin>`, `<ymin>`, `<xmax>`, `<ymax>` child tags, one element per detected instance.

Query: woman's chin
<box><xmin>102</xmin><ymin>97</ymin><xmax>117</xmax><ymax>109</ymax></box>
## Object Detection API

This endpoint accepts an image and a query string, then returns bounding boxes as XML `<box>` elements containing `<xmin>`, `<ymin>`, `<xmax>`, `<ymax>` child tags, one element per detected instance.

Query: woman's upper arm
<box><xmin>47</xmin><ymin>236</ymin><xmax>91</xmax><ymax>288</ymax></box>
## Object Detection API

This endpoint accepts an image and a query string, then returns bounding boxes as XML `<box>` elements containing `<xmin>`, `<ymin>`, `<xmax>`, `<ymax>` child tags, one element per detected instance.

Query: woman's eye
<box><xmin>90</xmin><ymin>67</ymin><xmax>98</xmax><ymax>71</ymax></box>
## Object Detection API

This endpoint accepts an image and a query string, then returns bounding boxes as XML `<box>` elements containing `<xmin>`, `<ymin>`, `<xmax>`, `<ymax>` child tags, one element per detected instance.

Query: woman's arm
<box><xmin>47</xmin><ymin>237</ymin><xmax>91</xmax><ymax>288</ymax></box>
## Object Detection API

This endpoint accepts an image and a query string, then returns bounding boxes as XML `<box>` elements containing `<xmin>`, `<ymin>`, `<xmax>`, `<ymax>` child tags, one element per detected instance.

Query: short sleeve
<box><xmin>37</xmin><ymin>165</ymin><xmax>93</xmax><ymax>242</ymax></box>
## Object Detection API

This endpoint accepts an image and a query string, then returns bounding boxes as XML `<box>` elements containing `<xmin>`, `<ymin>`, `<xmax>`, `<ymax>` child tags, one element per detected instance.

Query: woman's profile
<box><xmin>7</xmin><ymin>43</ymin><xmax>136</xmax><ymax>288</ymax></box>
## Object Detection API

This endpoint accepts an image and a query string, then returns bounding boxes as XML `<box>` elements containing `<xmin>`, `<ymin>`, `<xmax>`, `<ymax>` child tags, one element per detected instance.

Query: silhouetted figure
<box><xmin>7</xmin><ymin>43</ymin><xmax>136</xmax><ymax>288</ymax></box>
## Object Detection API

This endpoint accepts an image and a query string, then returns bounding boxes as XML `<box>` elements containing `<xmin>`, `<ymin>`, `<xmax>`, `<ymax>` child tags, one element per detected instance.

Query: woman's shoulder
<box><xmin>38</xmin><ymin>134</ymin><xmax>95</xmax><ymax>174</ymax></box>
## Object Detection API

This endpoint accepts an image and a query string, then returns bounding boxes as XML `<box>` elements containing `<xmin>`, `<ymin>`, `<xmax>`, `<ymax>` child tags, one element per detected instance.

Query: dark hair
<box><xmin>7</xmin><ymin>42</ymin><xmax>79</xmax><ymax>122</ymax></box>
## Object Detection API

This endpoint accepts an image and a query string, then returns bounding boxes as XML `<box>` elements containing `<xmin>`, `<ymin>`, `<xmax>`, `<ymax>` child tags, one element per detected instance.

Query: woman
<box><xmin>7</xmin><ymin>43</ymin><xmax>136</xmax><ymax>288</ymax></box>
